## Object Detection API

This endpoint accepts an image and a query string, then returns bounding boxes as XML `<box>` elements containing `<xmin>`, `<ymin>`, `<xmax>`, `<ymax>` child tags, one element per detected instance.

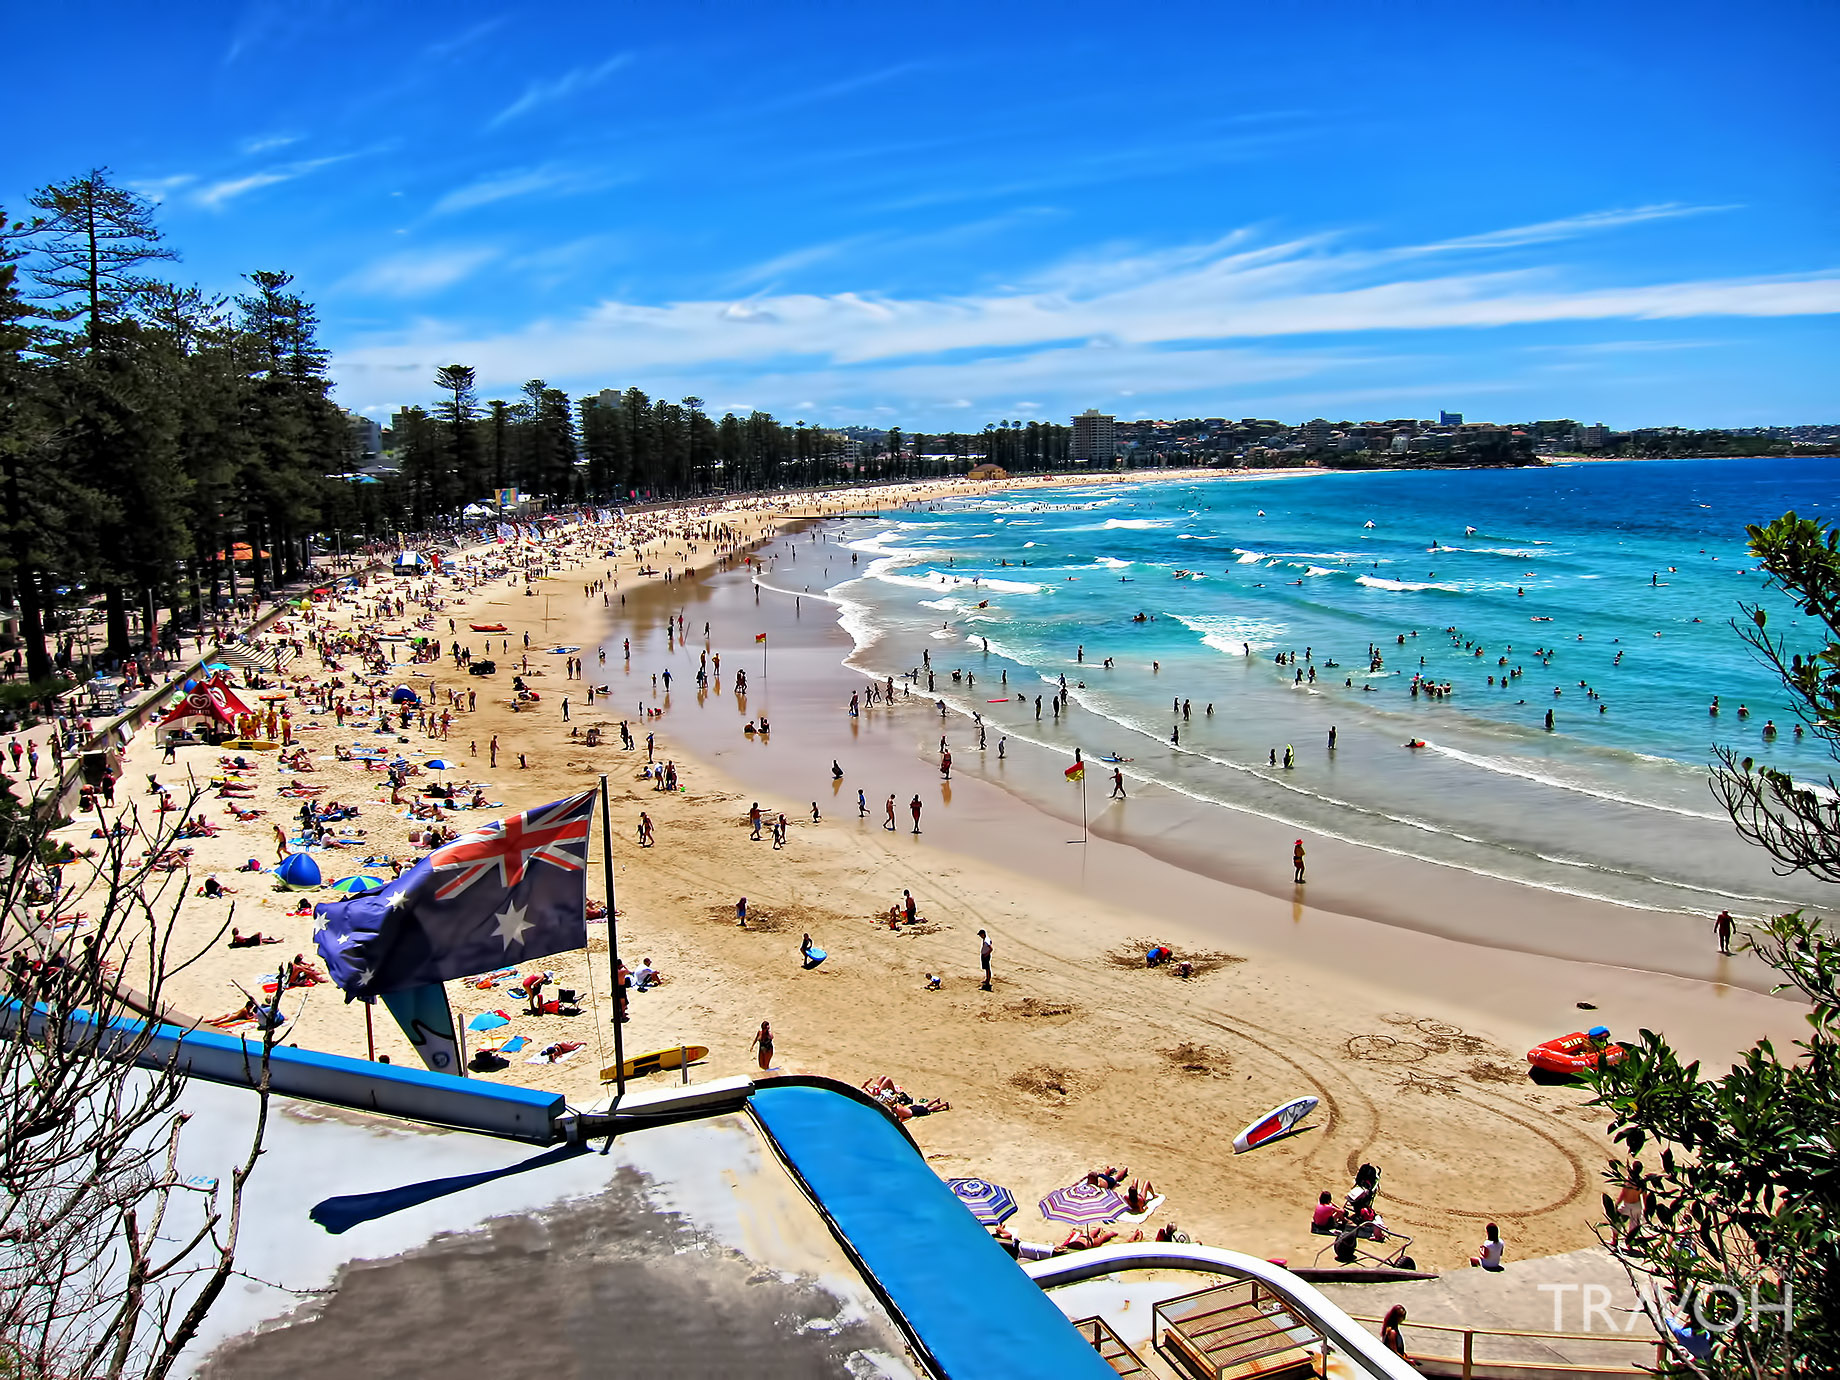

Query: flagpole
<box><xmin>599</xmin><ymin>773</ymin><xmax>626</xmax><ymax>1101</ymax></box>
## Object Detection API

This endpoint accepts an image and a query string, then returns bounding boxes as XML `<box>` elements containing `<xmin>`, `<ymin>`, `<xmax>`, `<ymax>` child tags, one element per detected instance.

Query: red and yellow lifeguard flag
<box><xmin>1064</xmin><ymin>762</ymin><xmax>1084</xmax><ymax>782</ymax></box>
<box><xmin>755</xmin><ymin>633</ymin><xmax>768</xmax><ymax>643</ymax></box>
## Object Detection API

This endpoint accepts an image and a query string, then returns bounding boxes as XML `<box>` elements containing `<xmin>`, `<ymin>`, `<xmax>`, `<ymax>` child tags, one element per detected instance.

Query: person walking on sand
<box><xmin>1111</xmin><ymin>767</ymin><xmax>1125</xmax><ymax>799</ymax></box>
<box><xmin>1715</xmin><ymin>909</ymin><xmax>1734</xmax><ymax>955</ymax></box>
<box><xmin>910</xmin><ymin>794</ymin><xmax>923</xmax><ymax>834</ymax></box>
<box><xmin>885</xmin><ymin>795</ymin><xmax>897</xmax><ymax>831</ymax></box>
<box><xmin>1293</xmin><ymin>839</ymin><xmax>1307</xmax><ymax>884</ymax></box>
<box><xmin>750</xmin><ymin>802</ymin><xmax>762</xmax><ymax>839</ymax></box>
<box><xmin>751</xmin><ymin>1020</ymin><xmax>775</xmax><ymax>1071</ymax></box>
<box><xmin>858</xmin><ymin>788</ymin><xmax>868</xmax><ymax>818</ymax></box>
<box><xmin>978</xmin><ymin>929</ymin><xmax>993</xmax><ymax>990</ymax></box>
<box><xmin>736</xmin><ymin>897</ymin><xmax>748</xmax><ymax>927</ymax></box>
<box><xmin>489</xmin><ymin>735</ymin><xmax>499</xmax><ymax>768</ymax></box>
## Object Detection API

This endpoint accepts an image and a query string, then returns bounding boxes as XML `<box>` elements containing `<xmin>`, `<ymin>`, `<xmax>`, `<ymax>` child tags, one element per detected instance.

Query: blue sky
<box><xmin>6</xmin><ymin>1</ymin><xmax>1837</xmax><ymax>428</ymax></box>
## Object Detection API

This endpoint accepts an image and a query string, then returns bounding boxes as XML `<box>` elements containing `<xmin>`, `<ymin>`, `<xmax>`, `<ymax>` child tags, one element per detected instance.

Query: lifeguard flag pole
<box><xmin>599</xmin><ymin>774</ymin><xmax>625</xmax><ymax>1101</ymax></box>
<box><xmin>1065</xmin><ymin>753</ymin><xmax>1087</xmax><ymax>844</ymax></box>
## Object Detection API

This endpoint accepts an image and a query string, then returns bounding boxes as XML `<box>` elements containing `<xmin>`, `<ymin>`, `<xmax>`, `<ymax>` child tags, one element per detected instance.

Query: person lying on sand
<box><xmin>1154</xmin><ymin>1222</ymin><xmax>1192</xmax><ymax>1243</ymax></box>
<box><xmin>1122</xmin><ymin>1180</ymin><xmax>1157</xmax><ymax>1214</ymax></box>
<box><xmin>205</xmin><ymin>996</ymin><xmax>283</xmax><ymax>1030</ymax></box>
<box><xmin>1052</xmin><ymin>1225</ymin><xmax>1136</xmax><ymax>1254</ymax></box>
<box><xmin>227</xmin><ymin>927</ymin><xmax>278</xmax><ymax>947</ymax></box>
<box><xmin>535</xmin><ymin>1040</ymin><xmax>583</xmax><ymax>1063</ymax></box>
<box><xmin>1085</xmin><ymin>1165</ymin><xmax>1129</xmax><ymax>1190</ymax></box>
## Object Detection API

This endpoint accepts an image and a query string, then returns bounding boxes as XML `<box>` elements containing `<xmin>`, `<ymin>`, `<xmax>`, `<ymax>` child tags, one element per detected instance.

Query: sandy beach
<box><xmin>62</xmin><ymin>467</ymin><xmax>1807</xmax><ymax>1275</ymax></box>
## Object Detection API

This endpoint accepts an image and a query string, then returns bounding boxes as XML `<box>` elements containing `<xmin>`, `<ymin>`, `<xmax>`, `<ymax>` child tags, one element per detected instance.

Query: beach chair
<box><xmin>1313</xmin><ymin>1222</ymin><xmax>1416</xmax><ymax>1272</ymax></box>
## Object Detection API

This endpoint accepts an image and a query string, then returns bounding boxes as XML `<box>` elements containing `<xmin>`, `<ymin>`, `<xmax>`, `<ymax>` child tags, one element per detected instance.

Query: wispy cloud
<box><xmin>195</xmin><ymin>153</ymin><xmax>354</xmax><ymax>209</ymax></box>
<box><xmin>240</xmin><ymin>133</ymin><xmax>303</xmax><ymax>156</ymax></box>
<box><xmin>430</xmin><ymin>165</ymin><xmax>601</xmax><ymax>216</ymax></box>
<box><xmin>340</xmin><ymin>245</ymin><xmax>501</xmax><ymax>296</ymax></box>
<box><xmin>129</xmin><ymin>174</ymin><xmax>197</xmax><ymax>205</ymax></box>
<box><xmin>487</xmin><ymin>53</ymin><xmax>633</xmax><ymax>129</ymax></box>
<box><xmin>424</xmin><ymin>15</ymin><xmax>510</xmax><ymax>61</ymax></box>
<box><xmin>333</xmin><ymin>218</ymin><xmax>1840</xmax><ymax>416</ymax></box>
<box><xmin>1409</xmin><ymin>204</ymin><xmax>1740</xmax><ymax>254</ymax></box>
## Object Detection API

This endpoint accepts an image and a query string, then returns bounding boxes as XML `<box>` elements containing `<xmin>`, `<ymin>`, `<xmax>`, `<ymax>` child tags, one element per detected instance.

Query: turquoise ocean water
<box><xmin>826</xmin><ymin>457</ymin><xmax>1838</xmax><ymax>918</ymax></box>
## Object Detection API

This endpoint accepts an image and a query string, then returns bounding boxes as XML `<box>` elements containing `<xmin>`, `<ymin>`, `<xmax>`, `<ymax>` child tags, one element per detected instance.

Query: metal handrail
<box><xmin>1341</xmin><ymin>1311</ymin><xmax>1664</xmax><ymax>1379</ymax></box>
<box><xmin>1024</xmin><ymin>1243</ymin><xmax>1421</xmax><ymax>1380</ymax></box>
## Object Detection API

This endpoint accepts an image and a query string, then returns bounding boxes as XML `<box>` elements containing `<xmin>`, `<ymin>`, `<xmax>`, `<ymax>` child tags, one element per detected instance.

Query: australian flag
<box><xmin>313</xmin><ymin>792</ymin><xmax>596</xmax><ymax>1000</ymax></box>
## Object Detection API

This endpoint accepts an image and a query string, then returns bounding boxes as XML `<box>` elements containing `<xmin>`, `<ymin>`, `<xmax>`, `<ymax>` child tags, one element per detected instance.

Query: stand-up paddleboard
<box><xmin>1233</xmin><ymin>1096</ymin><xmax>1318</xmax><ymax>1153</ymax></box>
<box><xmin>603</xmin><ymin>1044</ymin><xmax>708</xmax><ymax>1082</ymax></box>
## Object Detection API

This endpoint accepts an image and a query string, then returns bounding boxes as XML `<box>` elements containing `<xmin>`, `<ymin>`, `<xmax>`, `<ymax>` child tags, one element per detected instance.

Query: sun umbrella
<box><xmin>1038</xmin><ymin>1181</ymin><xmax>1126</xmax><ymax>1225</ymax></box>
<box><xmin>467</xmin><ymin>1011</ymin><xmax>510</xmax><ymax>1033</ymax></box>
<box><xmin>423</xmin><ymin>758</ymin><xmax>453</xmax><ymax>771</ymax></box>
<box><xmin>330</xmin><ymin>875</ymin><xmax>385</xmax><ymax>894</ymax></box>
<box><xmin>947</xmin><ymin>1178</ymin><xmax>1018</xmax><ymax>1226</ymax></box>
<box><xmin>273</xmin><ymin>852</ymin><xmax>323</xmax><ymax>889</ymax></box>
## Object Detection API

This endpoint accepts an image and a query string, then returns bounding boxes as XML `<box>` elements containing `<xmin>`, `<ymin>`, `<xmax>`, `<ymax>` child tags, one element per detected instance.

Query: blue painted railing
<box><xmin>1</xmin><ymin>999</ymin><xmax>562</xmax><ymax>1143</ymax></box>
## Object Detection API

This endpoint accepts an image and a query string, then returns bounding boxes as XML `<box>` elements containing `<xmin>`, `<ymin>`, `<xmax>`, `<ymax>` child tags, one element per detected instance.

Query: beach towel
<box><xmin>1115</xmin><ymin>1194</ymin><xmax>1167</xmax><ymax>1225</ymax></box>
<box><xmin>525</xmin><ymin>1042</ymin><xmax>584</xmax><ymax>1065</ymax></box>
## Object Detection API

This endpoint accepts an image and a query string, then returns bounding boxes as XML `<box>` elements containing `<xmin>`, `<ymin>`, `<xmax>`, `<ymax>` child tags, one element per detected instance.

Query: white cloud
<box><xmin>430</xmin><ymin>165</ymin><xmax>605</xmax><ymax>216</ymax></box>
<box><xmin>341</xmin><ymin>246</ymin><xmax>500</xmax><ymax>297</ymax></box>
<box><xmin>331</xmin><ymin>218</ymin><xmax>1840</xmax><ymax>413</ymax></box>
<box><xmin>195</xmin><ymin>154</ymin><xmax>353</xmax><ymax>209</ymax></box>
<box><xmin>129</xmin><ymin>174</ymin><xmax>196</xmax><ymax>205</ymax></box>
<box><xmin>487</xmin><ymin>53</ymin><xmax>633</xmax><ymax>129</ymax></box>
<box><xmin>240</xmin><ymin>133</ymin><xmax>303</xmax><ymax>156</ymax></box>
<box><xmin>1408</xmin><ymin>203</ymin><xmax>1739</xmax><ymax>253</ymax></box>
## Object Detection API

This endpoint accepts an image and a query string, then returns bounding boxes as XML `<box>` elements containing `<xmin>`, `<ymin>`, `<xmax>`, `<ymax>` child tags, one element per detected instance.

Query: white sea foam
<box><xmin>1234</xmin><ymin>550</ymin><xmax>1267</xmax><ymax>564</ymax></box>
<box><xmin>1101</xmin><ymin>518</ymin><xmax>1170</xmax><ymax>530</ymax></box>
<box><xmin>1171</xmin><ymin>613</ymin><xmax>1288</xmax><ymax>653</ymax></box>
<box><xmin>873</xmin><ymin>569</ymin><xmax>1045</xmax><ymax>596</ymax></box>
<box><xmin>1424</xmin><ymin>742</ymin><xmax>1725</xmax><ymax>820</ymax></box>
<box><xmin>1094</xmin><ymin>556</ymin><xmax>1132</xmax><ymax>569</ymax></box>
<box><xmin>1303</xmin><ymin>566</ymin><xmax>1336</xmax><ymax>577</ymax></box>
<box><xmin>1357</xmin><ymin>575</ymin><xmax>1457</xmax><ymax>592</ymax></box>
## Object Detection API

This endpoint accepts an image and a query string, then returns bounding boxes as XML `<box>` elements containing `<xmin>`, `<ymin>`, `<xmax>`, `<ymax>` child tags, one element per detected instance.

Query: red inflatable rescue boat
<box><xmin>1527</xmin><ymin>1027</ymin><xmax>1625</xmax><ymax>1076</ymax></box>
<box><xmin>470</xmin><ymin>623</ymin><xmax>508</xmax><ymax>633</ymax></box>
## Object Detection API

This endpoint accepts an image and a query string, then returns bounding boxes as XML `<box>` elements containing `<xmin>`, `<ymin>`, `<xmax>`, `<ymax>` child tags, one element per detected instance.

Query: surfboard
<box><xmin>1232</xmin><ymin>1095</ymin><xmax>1318</xmax><ymax>1153</ymax></box>
<box><xmin>802</xmin><ymin>946</ymin><xmax>827</xmax><ymax>967</ymax></box>
<box><xmin>602</xmin><ymin>1044</ymin><xmax>708</xmax><ymax>1082</ymax></box>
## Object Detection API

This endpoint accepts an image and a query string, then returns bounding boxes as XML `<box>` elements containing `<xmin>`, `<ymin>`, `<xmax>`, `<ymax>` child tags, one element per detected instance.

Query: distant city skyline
<box><xmin>6</xmin><ymin>1</ymin><xmax>1836</xmax><ymax>429</ymax></box>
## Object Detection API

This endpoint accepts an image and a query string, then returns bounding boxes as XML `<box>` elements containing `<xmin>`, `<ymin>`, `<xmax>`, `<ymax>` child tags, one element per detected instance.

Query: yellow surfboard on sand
<box><xmin>603</xmin><ymin>1044</ymin><xmax>708</xmax><ymax>1082</ymax></box>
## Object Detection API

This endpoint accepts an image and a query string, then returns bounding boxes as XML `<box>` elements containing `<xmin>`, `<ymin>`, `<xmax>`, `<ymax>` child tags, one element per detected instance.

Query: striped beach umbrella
<box><xmin>1039</xmin><ymin>1181</ymin><xmax>1126</xmax><ymax>1225</ymax></box>
<box><xmin>947</xmin><ymin>1178</ymin><xmax>1017</xmax><ymax>1226</ymax></box>
<box><xmin>329</xmin><ymin>875</ymin><xmax>386</xmax><ymax>894</ymax></box>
